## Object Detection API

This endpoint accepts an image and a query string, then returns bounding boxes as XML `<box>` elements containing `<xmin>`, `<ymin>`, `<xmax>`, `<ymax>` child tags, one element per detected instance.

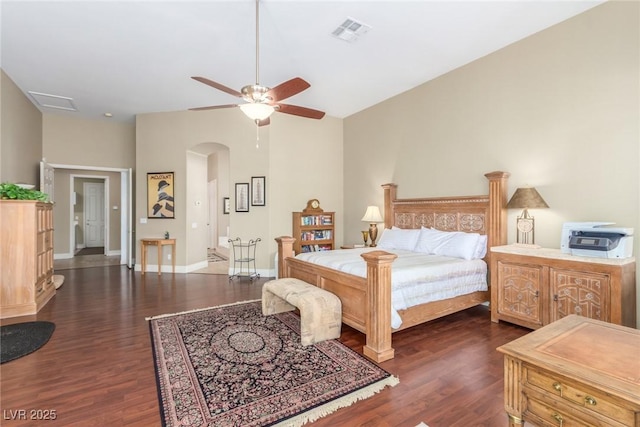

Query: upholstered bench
<box><xmin>262</xmin><ymin>278</ymin><xmax>342</xmax><ymax>346</ymax></box>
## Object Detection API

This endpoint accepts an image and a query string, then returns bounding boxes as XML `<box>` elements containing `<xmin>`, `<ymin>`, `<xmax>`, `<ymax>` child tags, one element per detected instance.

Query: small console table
<box><xmin>140</xmin><ymin>238</ymin><xmax>176</xmax><ymax>275</ymax></box>
<box><xmin>228</xmin><ymin>238</ymin><xmax>260</xmax><ymax>281</ymax></box>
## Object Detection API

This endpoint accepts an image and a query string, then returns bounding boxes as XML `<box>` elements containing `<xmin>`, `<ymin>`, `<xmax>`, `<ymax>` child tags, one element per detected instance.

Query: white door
<box><xmin>84</xmin><ymin>182</ymin><xmax>105</xmax><ymax>248</ymax></box>
<box><xmin>40</xmin><ymin>159</ymin><xmax>55</xmax><ymax>202</ymax></box>
<box><xmin>126</xmin><ymin>168</ymin><xmax>133</xmax><ymax>268</ymax></box>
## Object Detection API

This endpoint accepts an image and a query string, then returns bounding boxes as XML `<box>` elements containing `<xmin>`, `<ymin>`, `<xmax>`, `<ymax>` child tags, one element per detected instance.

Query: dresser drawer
<box><xmin>525</xmin><ymin>366</ymin><xmax>637</xmax><ymax>426</ymax></box>
<box><xmin>37</xmin><ymin>230</ymin><xmax>52</xmax><ymax>251</ymax></box>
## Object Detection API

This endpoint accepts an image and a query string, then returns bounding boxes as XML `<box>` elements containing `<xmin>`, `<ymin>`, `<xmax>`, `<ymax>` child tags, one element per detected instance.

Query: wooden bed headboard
<box><xmin>382</xmin><ymin>171</ymin><xmax>510</xmax><ymax>251</ymax></box>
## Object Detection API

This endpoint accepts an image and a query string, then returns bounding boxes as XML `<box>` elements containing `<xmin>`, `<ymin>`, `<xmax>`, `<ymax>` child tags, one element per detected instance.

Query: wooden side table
<box><xmin>497</xmin><ymin>315</ymin><xmax>640</xmax><ymax>426</ymax></box>
<box><xmin>140</xmin><ymin>238</ymin><xmax>176</xmax><ymax>275</ymax></box>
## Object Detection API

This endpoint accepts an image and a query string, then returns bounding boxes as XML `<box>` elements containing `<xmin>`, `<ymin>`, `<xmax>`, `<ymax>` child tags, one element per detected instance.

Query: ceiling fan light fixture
<box><xmin>188</xmin><ymin>0</ymin><xmax>325</xmax><ymax>123</ymax></box>
<box><xmin>239</xmin><ymin>103</ymin><xmax>275</xmax><ymax>121</ymax></box>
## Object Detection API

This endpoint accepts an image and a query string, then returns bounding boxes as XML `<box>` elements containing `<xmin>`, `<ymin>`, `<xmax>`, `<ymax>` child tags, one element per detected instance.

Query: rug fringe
<box><xmin>145</xmin><ymin>299</ymin><xmax>261</xmax><ymax>321</ymax></box>
<box><xmin>274</xmin><ymin>375</ymin><xmax>400</xmax><ymax>427</ymax></box>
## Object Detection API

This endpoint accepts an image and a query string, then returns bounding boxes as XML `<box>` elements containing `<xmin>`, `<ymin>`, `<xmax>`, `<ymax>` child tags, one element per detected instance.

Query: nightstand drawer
<box><xmin>525</xmin><ymin>395</ymin><xmax>602</xmax><ymax>427</ymax></box>
<box><xmin>525</xmin><ymin>366</ymin><xmax>637</xmax><ymax>426</ymax></box>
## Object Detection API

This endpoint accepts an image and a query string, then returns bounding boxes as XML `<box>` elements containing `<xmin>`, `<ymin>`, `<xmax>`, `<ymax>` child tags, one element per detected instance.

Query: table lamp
<box><xmin>361</xmin><ymin>206</ymin><xmax>383</xmax><ymax>247</ymax></box>
<box><xmin>506</xmin><ymin>187</ymin><xmax>549</xmax><ymax>245</ymax></box>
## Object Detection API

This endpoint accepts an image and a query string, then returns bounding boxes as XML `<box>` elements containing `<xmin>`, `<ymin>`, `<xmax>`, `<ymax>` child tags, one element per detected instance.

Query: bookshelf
<box><xmin>292</xmin><ymin>199</ymin><xmax>335</xmax><ymax>254</ymax></box>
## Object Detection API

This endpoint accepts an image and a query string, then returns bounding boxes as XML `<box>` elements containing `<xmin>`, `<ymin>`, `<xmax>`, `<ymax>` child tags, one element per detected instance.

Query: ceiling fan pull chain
<box><xmin>255</xmin><ymin>119</ymin><xmax>260</xmax><ymax>149</ymax></box>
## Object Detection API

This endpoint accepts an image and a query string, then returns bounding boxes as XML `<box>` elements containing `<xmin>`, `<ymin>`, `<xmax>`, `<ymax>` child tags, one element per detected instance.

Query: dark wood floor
<box><xmin>0</xmin><ymin>266</ymin><xmax>530</xmax><ymax>426</ymax></box>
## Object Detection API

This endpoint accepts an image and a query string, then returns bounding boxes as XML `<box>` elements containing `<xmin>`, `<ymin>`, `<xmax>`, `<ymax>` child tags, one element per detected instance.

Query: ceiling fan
<box><xmin>189</xmin><ymin>0</ymin><xmax>325</xmax><ymax>126</ymax></box>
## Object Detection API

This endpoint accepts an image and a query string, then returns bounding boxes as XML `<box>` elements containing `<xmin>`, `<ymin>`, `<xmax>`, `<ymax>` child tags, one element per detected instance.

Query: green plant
<box><xmin>0</xmin><ymin>183</ymin><xmax>49</xmax><ymax>201</ymax></box>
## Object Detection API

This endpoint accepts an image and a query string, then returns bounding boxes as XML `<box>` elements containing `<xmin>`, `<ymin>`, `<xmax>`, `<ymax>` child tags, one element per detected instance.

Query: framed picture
<box><xmin>235</xmin><ymin>183</ymin><xmax>249</xmax><ymax>212</ymax></box>
<box><xmin>147</xmin><ymin>172</ymin><xmax>175</xmax><ymax>218</ymax></box>
<box><xmin>251</xmin><ymin>176</ymin><xmax>266</xmax><ymax>206</ymax></box>
<box><xmin>223</xmin><ymin>197</ymin><xmax>230</xmax><ymax>214</ymax></box>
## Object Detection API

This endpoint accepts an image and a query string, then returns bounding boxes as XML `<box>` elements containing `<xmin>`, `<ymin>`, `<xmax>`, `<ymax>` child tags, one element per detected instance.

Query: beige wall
<box><xmin>269</xmin><ymin>113</ymin><xmax>344</xmax><ymax>253</ymax></box>
<box><xmin>344</xmin><ymin>1</ymin><xmax>639</xmax><ymax>321</ymax></box>
<box><xmin>0</xmin><ymin>70</ymin><xmax>43</xmax><ymax>185</ymax></box>
<box><xmin>42</xmin><ymin>114</ymin><xmax>135</xmax><ymax>258</ymax></box>
<box><xmin>42</xmin><ymin>114</ymin><xmax>135</xmax><ymax>169</ymax></box>
<box><xmin>135</xmin><ymin>109</ymin><xmax>343</xmax><ymax>273</ymax></box>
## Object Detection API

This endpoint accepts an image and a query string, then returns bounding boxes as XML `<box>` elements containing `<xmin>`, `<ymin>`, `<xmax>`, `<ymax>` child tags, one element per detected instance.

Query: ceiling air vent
<box><xmin>331</xmin><ymin>17</ymin><xmax>371</xmax><ymax>43</ymax></box>
<box><xmin>28</xmin><ymin>91</ymin><xmax>77</xmax><ymax>111</ymax></box>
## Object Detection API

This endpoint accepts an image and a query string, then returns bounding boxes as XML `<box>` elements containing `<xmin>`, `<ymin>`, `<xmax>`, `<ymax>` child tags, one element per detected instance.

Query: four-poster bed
<box><xmin>276</xmin><ymin>171</ymin><xmax>510</xmax><ymax>362</ymax></box>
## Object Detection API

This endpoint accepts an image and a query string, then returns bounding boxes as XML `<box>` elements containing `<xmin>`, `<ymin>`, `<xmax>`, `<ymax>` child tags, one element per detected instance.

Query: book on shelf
<box><xmin>300</xmin><ymin>230</ymin><xmax>332</xmax><ymax>241</ymax></box>
<box><xmin>301</xmin><ymin>243</ymin><xmax>333</xmax><ymax>252</ymax></box>
<box><xmin>300</xmin><ymin>214</ymin><xmax>333</xmax><ymax>226</ymax></box>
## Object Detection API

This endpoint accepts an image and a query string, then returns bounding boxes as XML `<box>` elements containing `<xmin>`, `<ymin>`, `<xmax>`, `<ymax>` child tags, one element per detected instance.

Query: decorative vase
<box><xmin>361</xmin><ymin>230</ymin><xmax>369</xmax><ymax>246</ymax></box>
<box><xmin>369</xmin><ymin>224</ymin><xmax>379</xmax><ymax>247</ymax></box>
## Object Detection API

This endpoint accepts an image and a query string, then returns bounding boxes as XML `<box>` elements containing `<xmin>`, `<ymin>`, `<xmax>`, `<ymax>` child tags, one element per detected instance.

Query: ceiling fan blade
<box><xmin>266</xmin><ymin>77</ymin><xmax>310</xmax><ymax>103</ymax></box>
<box><xmin>276</xmin><ymin>103</ymin><xmax>325</xmax><ymax>119</ymax></box>
<box><xmin>191</xmin><ymin>76</ymin><xmax>242</xmax><ymax>97</ymax></box>
<box><xmin>189</xmin><ymin>104</ymin><xmax>238</xmax><ymax>111</ymax></box>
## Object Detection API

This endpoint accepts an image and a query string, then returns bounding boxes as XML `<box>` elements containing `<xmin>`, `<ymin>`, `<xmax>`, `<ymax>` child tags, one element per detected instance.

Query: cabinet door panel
<box><xmin>497</xmin><ymin>261</ymin><xmax>544</xmax><ymax>326</ymax></box>
<box><xmin>550</xmin><ymin>269</ymin><xmax>610</xmax><ymax>322</ymax></box>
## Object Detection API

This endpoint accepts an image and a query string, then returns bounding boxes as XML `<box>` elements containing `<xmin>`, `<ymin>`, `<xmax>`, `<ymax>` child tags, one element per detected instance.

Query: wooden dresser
<box><xmin>497</xmin><ymin>315</ymin><xmax>640</xmax><ymax>427</ymax></box>
<box><xmin>491</xmin><ymin>245</ymin><xmax>636</xmax><ymax>329</ymax></box>
<box><xmin>0</xmin><ymin>200</ymin><xmax>56</xmax><ymax>318</ymax></box>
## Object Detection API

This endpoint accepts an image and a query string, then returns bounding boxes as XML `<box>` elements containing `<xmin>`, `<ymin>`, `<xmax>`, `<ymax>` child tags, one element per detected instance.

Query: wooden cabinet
<box><xmin>497</xmin><ymin>315</ymin><xmax>640</xmax><ymax>427</ymax></box>
<box><xmin>291</xmin><ymin>210</ymin><xmax>335</xmax><ymax>254</ymax></box>
<box><xmin>490</xmin><ymin>245</ymin><xmax>635</xmax><ymax>329</ymax></box>
<box><xmin>1</xmin><ymin>200</ymin><xmax>56</xmax><ymax>318</ymax></box>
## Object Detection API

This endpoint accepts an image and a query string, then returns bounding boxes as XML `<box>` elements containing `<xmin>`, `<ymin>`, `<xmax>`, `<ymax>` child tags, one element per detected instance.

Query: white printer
<box><xmin>560</xmin><ymin>222</ymin><xmax>634</xmax><ymax>259</ymax></box>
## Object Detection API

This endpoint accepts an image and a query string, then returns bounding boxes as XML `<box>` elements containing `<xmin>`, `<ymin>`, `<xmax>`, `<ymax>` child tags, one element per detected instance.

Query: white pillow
<box><xmin>414</xmin><ymin>227</ymin><xmax>442</xmax><ymax>254</ymax></box>
<box><xmin>433</xmin><ymin>231</ymin><xmax>480</xmax><ymax>260</ymax></box>
<box><xmin>414</xmin><ymin>227</ymin><xmax>483</xmax><ymax>260</ymax></box>
<box><xmin>474</xmin><ymin>235</ymin><xmax>488</xmax><ymax>259</ymax></box>
<box><xmin>376</xmin><ymin>228</ymin><xmax>393</xmax><ymax>248</ymax></box>
<box><xmin>376</xmin><ymin>227</ymin><xmax>420</xmax><ymax>251</ymax></box>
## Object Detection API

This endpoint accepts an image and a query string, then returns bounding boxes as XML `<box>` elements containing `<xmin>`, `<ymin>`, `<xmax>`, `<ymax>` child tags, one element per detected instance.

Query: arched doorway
<box><xmin>188</xmin><ymin>142</ymin><xmax>230</xmax><ymax>274</ymax></box>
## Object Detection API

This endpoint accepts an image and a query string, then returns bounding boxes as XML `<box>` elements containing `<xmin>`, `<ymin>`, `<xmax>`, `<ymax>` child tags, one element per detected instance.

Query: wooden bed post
<box><xmin>361</xmin><ymin>250</ymin><xmax>398</xmax><ymax>363</ymax></box>
<box><xmin>484</xmin><ymin>171</ymin><xmax>510</xmax><ymax>250</ymax></box>
<box><xmin>275</xmin><ymin>236</ymin><xmax>295</xmax><ymax>279</ymax></box>
<box><xmin>382</xmin><ymin>183</ymin><xmax>397</xmax><ymax>230</ymax></box>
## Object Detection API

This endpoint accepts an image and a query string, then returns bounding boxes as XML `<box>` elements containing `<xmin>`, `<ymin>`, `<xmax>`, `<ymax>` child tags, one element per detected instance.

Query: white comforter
<box><xmin>295</xmin><ymin>248</ymin><xmax>487</xmax><ymax>329</ymax></box>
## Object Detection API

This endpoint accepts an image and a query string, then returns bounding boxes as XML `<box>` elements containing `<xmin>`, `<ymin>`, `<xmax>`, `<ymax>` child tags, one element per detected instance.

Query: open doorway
<box><xmin>188</xmin><ymin>143</ymin><xmax>230</xmax><ymax>275</ymax></box>
<box><xmin>47</xmin><ymin>163</ymin><xmax>133</xmax><ymax>269</ymax></box>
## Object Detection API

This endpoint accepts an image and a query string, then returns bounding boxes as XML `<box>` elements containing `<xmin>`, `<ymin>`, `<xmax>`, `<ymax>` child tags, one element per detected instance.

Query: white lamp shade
<box><xmin>361</xmin><ymin>206</ymin><xmax>383</xmax><ymax>223</ymax></box>
<box><xmin>239</xmin><ymin>103</ymin><xmax>275</xmax><ymax>121</ymax></box>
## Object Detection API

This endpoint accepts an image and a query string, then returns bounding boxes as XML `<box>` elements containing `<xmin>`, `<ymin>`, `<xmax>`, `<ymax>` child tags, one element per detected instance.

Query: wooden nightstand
<box><xmin>490</xmin><ymin>245</ymin><xmax>636</xmax><ymax>329</ymax></box>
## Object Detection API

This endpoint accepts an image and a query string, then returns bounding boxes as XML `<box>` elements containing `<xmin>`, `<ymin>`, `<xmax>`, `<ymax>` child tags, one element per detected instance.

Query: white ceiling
<box><xmin>1</xmin><ymin>0</ymin><xmax>604</xmax><ymax>123</ymax></box>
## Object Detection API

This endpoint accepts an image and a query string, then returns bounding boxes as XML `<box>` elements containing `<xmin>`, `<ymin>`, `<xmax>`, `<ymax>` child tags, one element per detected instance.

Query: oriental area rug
<box><xmin>147</xmin><ymin>300</ymin><xmax>398</xmax><ymax>426</ymax></box>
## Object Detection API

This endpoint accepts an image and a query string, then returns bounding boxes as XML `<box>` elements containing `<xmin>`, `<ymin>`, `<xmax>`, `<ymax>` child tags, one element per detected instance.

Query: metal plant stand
<box><xmin>228</xmin><ymin>238</ymin><xmax>261</xmax><ymax>281</ymax></box>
